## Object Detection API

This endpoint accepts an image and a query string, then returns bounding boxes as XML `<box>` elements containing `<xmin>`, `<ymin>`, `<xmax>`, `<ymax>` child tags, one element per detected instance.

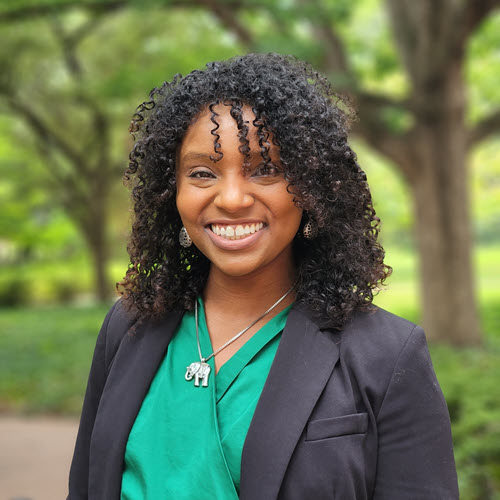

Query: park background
<box><xmin>0</xmin><ymin>0</ymin><xmax>499</xmax><ymax>498</ymax></box>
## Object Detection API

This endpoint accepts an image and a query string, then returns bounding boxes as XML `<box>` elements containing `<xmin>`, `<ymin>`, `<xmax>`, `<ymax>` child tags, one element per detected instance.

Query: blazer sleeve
<box><xmin>372</xmin><ymin>325</ymin><xmax>459</xmax><ymax>499</ymax></box>
<box><xmin>67</xmin><ymin>302</ymin><xmax>118</xmax><ymax>499</ymax></box>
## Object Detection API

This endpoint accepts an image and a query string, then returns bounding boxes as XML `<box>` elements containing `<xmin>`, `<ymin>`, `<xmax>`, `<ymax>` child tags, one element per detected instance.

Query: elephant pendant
<box><xmin>185</xmin><ymin>361</ymin><xmax>211</xmax><ymax>387</ymax></box>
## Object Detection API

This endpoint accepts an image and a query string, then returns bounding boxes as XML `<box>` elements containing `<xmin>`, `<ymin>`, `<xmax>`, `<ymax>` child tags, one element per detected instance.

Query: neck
<box><xmin>203</xmin><ymin>254</ymin><xmax>297</xmax><ymax>315</ymax></box>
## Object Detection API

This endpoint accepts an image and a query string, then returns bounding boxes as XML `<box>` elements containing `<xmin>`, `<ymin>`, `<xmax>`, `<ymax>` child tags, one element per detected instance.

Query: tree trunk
<box><xmin>408</xmin><ymin>62</ymin><xmax>481</xmax><ymax>345</ymax></box>
<box><xmin>86</xmin><ymin>228</ymin><xmax>110</xmax><ymax>302</ymax></box>
<box><xmin>82</xmin><ymin>197</ymin><xmax>111</xmax><ymax>302</ymax></box>
<box><xmin>88</xmin><ymin>229</ymin><xmax>110</xmax><ymax>302</ymax></box>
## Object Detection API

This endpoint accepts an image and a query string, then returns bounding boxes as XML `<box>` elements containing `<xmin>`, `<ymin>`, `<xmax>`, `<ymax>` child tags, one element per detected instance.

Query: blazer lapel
<box><xmin>89</xmin><ymin>309</ymin><xmax>184</xmax><ymax>499</ymax></box>
<box><xmin>240</xmin><ymin>305</ymin><xmax>340</xmax><ymax>500</ymax></box>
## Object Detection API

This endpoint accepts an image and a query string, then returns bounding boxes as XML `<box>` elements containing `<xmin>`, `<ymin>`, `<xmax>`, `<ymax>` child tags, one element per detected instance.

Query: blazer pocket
<box><xmin>305</xmin><ymin>412</ymin><xmax>368</xmax><ymax>441</ymax></box>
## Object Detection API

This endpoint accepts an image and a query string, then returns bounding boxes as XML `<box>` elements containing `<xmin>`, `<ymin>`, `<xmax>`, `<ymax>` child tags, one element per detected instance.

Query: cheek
<box><xmin>176</xmin><ymin>185</ymin><xmax>200</xmax><ymax>222</ymax></box>
<box><xmin>268</xmin><ymin>201</ymin><xmax>302</xmax><ymax>243</ymax></box>
<box><xmin>175</xmin><ymin>178</ymin><xmax>185</xmax><ymax>215</ymax></box>
<box><xmin>273</xmin><ymin>186</ymin><xmax>302</xmax><ymax>224</ymax></box>
<box><xmin>175</xmin><ymin>191</ymin><xmax>186</xmax><ymax>218</ymax></box>
<box><xmin>284</xmin><ymin>206</ymin><xmax>303</xmax><ymax>234</ymax></box>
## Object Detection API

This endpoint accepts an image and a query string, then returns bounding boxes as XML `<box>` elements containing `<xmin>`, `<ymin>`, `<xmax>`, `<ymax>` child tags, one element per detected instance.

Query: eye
<box><xmin>252</xmin><ymin>163</ymin><xmax>282</xmax><ymax>177</ymax></box>
<box><xmin>188</xmin><ymin>169</ymin><xmax>215</xmax><ymax>179</ymax></box>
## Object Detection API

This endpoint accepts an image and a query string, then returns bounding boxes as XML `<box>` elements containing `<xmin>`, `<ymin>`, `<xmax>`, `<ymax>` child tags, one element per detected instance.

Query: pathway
<box><xmin>0</xmin><ymin>416</ymin><xmax>78</xmax><ymax>500</ymax></box>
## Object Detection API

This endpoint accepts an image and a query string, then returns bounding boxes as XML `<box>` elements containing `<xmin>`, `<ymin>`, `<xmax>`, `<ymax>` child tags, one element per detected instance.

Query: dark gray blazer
<box><xmin>68</xmin><ymin>300</ymin><xmax>459</xmax><ymax>499</ymax></box>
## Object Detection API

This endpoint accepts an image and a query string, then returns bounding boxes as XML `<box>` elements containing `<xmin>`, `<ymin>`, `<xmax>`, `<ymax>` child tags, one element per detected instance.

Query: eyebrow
<box><xmin>180</xmin><ymin>150</ymin><xmax>269</xmax><ymax>163</ymax></box>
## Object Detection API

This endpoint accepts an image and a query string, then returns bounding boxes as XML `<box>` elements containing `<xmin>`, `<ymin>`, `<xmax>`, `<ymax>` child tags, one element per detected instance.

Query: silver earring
<box><xmin>179</xmin><ymin>226</ymin><xmax>192</xmax><ymax>248</ymax></box>
<box><xmin>303</xmin><ymin>220</ymin><xmax>315</xmax><ymax>239</ymax></box>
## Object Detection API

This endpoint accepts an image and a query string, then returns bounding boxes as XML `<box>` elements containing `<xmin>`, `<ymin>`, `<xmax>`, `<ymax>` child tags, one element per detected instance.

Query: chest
<box><xmin>274</xmin><ymin>365</ymin><xmax>375</xmax><ymax>499</ymax></box>
<box><xmin>204</xmin><ymin>313</ymin><xmax>277</xmax><ymax>374</ymax></box>
<box><xmin>120</xmin><ymin>308</ymin><xmax>290</xmax><ymax>499</ymax></box>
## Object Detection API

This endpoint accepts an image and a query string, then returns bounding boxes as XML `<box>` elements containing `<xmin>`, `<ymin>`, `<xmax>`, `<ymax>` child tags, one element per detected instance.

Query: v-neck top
<box><xmin>120</xmin><ymin>297</ymin><xmax>292</xmax><ymax>499</ymax></box>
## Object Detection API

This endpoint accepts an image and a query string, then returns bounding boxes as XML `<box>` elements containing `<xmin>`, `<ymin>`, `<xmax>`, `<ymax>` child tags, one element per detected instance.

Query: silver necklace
<box><xmin>184</xmin><ymin>283</ymin><xmax>296</xmax><ymax>388</ymax></box>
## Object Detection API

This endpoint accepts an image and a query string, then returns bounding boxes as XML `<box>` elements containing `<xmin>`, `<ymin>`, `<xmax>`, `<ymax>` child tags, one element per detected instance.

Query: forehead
<box><xmin>178</xmin><ymin>103</ymin><xmax>276</xmax><ymax>160</ymax></box>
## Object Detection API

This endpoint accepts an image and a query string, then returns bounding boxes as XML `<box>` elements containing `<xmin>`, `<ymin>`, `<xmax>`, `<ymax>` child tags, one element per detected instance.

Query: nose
<box><xmin>213</xmin><ymin>177</ymin><xmax>254</xmax><ymax>213</ymax></box>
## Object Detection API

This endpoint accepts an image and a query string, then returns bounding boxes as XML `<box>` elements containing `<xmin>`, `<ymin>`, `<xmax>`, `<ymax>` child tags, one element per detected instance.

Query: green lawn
<box><xmin>1</xmin><ymin>244</ymin><xmax>499</xmax><ymax>498</ymax></box>
<box><xmin>0</xmin><ymin>303</ymin><xmax>110</xmax><ymax>414</ymax></box>
<box><xmin>374</xmin><ymin>244</ymin><xmax>500</xmax><ymax>327</ymax></box>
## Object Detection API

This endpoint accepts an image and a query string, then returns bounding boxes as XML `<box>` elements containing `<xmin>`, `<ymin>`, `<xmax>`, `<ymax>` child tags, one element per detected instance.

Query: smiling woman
<box><xmin>68</xmin><ymin>54</ymin><xmax>459</xmax><ymax>499</ymax></box>
<box><xmin>176</xmin><ymin>103</ymin><xmax>302</xmax><ymax>284</ymax></box>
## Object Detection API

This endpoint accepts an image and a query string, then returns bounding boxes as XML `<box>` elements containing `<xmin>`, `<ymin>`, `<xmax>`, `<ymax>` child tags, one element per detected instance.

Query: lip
<box><xmin>204</xmin><ymin>224</ymin><xmax>266</xmax><ymax>251</ymax></box>
<box><xmin>205</xmin><ymin>219</ymin><xmax>265</xmax><ymax>226</ymax></box>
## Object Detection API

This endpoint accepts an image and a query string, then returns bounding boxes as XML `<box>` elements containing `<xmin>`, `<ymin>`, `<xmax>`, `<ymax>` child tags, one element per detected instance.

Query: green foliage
<box><xmin>0</xmin><ymin>255</ymin><xmax>130</xmax><ymax>306</ymax></box>
<box><xmin>354</xmin><ymin>139</ymin><xmax>415</xmax><ymax>248</ymax></box>
<box><xmin>471</xmin><ymin>139</ymin><xmax>500</xmax><ymax>244</ymax></box>
<box><xmin>432</xmin><ymin>335</ymin><xmax>500</xmax><ymax>499</ymax></box>
<box><xmin>341</xmin><ymin>0</ymin><xmax>409</xmax><ymax>96</ymax></box>
<box><xmin>81</xmin><ymin>8</ymin><xmax>241</xmax><ymax>103</ymax></box>
<box><xmin>0</xmin><ymin>303</ymin><xmax>110</xmax><ymax>414</ymax></box>
<box><xmin>467</xmin><ymin>11</ymin><xmax>500</xmax><ymax>123</ymax></box>
<box><xmin>0</xmin><ymin>276</ymin><xmax>31</xmax><ymax>307</ymax></box>
<box><xmin>356</xmin><ymin>134</ymin><xmax>500</xmax><ymax>250</ymax></box>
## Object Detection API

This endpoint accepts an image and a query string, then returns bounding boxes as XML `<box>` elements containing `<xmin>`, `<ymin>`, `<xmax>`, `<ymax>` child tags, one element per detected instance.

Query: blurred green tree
<box><xmin>0</xmin><ymin>0</ymin><xmax>499</xmax><ymax>345</ymax></box>
<box><xmin>0</xmin><ymin>5</ymin><xmax>241</xmax><ymax>301</ymax></box>
<box><xmin>0</xmin><ymin>14</ymin><xmax>122</xmax><ymax>300</ymax></box>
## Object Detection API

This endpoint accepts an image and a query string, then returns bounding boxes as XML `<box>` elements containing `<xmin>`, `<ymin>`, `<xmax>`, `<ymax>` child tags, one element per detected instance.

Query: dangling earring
<box><xmin>303</xmin><ymin>219</ymin><xmax>315</xmax><ymax>239</ymax></box>
<box><xmin>179</xmin><ymin>226</ymin><xmax>192</xmax><ymax>248</ymax></box>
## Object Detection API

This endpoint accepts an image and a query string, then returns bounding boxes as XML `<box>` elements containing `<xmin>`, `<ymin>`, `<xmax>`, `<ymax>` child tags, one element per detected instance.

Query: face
<box><xmin>176</xmin><ymin>103</ymin><xmax>303</xmax><ymax>278</ymax></box>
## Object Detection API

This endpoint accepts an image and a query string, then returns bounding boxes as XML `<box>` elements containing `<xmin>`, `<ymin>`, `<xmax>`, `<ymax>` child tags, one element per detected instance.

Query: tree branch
<box><xmin>0</xmin><ymin>0</ymin><xmax>125</xmax><ymax>22</ymax></box>
<box><xmin>76</xmin><ymin>94</ymin><xmax>112</xmax><ymax>174</ymax></box>
<box><xmin>50</xmin><ymin>15</ymin><xmax>103</xmax><ymax>78</ymax></box>
<box><xmin>306</xmin><ymin>4</ymin><xmax>351</xmax><ymax>78</ymax></box>
<box><xmin>51</xmin><ymin>18</ymin><xmax>82</xmax><ymax>77</ymax></box>
<box><xmin>353</xmin><ymin>123</ymin><xmax>414</xmax><ymax>180</ymax></box>
<box><xmin>31</xmin><ymin>135</ymin><xmax>91</xmax><ymax>215</ymax></box>
<box><xmin>0</xmin><ymin>0</ymin><xmax>247</xmax><ymax>23</ymax></box>
<box><xmin>351</xmin><ymin>91</ymin><xmax>415</xmax><ymax>180</ymax></box>
<box><xmin>461</xmin><ymin>0</ymin><xmax>500</xmax><ymax>41</ymax></box>
<box><xmin>49</xmin><ymin>14</ymin><xmax>112</xmax><ymax>175</ymax></box>
<box><xmin>467</xmin><ymin>109</ymin><xmax>500</xmax><ymax>147</ymax></box>
<box><xmin>4</xmin><ymin>95</ymin><xmax>89</xmax><ymax>176</ymax></box>
<box><xmin>356</xmin><ymin>91</ymin><xmax>410</xmax><ymax>112</ymax></box>
<box><xmin>198</xmin><ymin>0</ymin><xmax>254</xmax><ymax>46</ymax></box>
<box><xmin>313</xmin><ymin>23</ymin><xmax>353</xmax><ymax>84</ymax></box>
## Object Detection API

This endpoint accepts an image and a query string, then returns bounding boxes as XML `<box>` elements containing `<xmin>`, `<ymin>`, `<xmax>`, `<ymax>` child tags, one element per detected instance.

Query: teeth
<box><xmin>210</xmin><ymin>223</ymin><xmax>265</xmax><ymax>240</ymax></box>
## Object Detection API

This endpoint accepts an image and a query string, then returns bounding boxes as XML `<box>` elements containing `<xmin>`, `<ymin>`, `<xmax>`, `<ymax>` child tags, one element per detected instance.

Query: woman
<box><xmin>68</xmin><ymin>53</ymin><xmax>459</xmax><ymax>499</ymax></box>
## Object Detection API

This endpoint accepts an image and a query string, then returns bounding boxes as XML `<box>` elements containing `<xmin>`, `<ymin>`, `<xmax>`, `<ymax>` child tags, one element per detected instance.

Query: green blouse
<box><xmin>121</xmin><ymin>296</ymin><xmax>292</xmax><ymax>499</ymax></box>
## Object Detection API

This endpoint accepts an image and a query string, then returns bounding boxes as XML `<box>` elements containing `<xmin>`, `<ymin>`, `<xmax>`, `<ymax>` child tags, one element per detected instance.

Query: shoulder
<box><xmin>93</xmin><ymin>299</ymin><xmax>133</xmax><ymax>373</ymax></box>
<box><xmin>99</xmin><ymin>298</ymin><xmax>185</xmax><ymax>371</ymax></box>
<box><xmin>103</xmin><ymin>298</ymin><xmax>133</xmax><ymax>343</ymax></box>
<box><xmin>336</xmin><ymin>306</ymin><xmax>429</xmax><ymax>410</ymax></box>
<box><xmin>339</xmin><ymin>305</ymin><xmax>419</xmax><ymax>361</ymax></box>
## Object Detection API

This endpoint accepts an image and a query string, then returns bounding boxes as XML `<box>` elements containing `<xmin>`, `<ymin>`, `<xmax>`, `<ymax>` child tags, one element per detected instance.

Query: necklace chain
<box><xmin>195</xmin><ymin>282</ymin><xmax>297</xmax><ymax>364</ymax></box>
<box><xmin>184</xmin><ymin>282</ymin><xmax>297</xmax><ymax>387</ymax></box>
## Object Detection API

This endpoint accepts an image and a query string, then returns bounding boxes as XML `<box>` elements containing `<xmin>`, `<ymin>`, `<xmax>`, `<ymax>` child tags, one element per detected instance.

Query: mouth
<box><xmin>204</xmin><ymin>221</ymin><xmax>267</xmax><ymax>251</ymax></box>
<box><xmin>207</xmin><ymin>222</ymin><xmax>266</xmax><ymax>240</ymax></box>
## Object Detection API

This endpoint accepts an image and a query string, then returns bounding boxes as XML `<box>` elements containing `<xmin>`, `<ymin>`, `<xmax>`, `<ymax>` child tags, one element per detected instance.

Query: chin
<box><xmin>216</xmin><ymin>264</ymin><xmax>261</xmax><ymax>278</ymax></box>
<box><xmin>209</xmin><ymin>257</ymin><xmax>264</xmax><ymax>278</ymax></box>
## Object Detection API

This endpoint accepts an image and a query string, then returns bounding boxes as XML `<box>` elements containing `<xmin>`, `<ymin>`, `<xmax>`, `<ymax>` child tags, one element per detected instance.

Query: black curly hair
<box><xmin>118</xmin><ymin>53</ymin><xmax>391</xmax><ymax>330</ymax></box>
